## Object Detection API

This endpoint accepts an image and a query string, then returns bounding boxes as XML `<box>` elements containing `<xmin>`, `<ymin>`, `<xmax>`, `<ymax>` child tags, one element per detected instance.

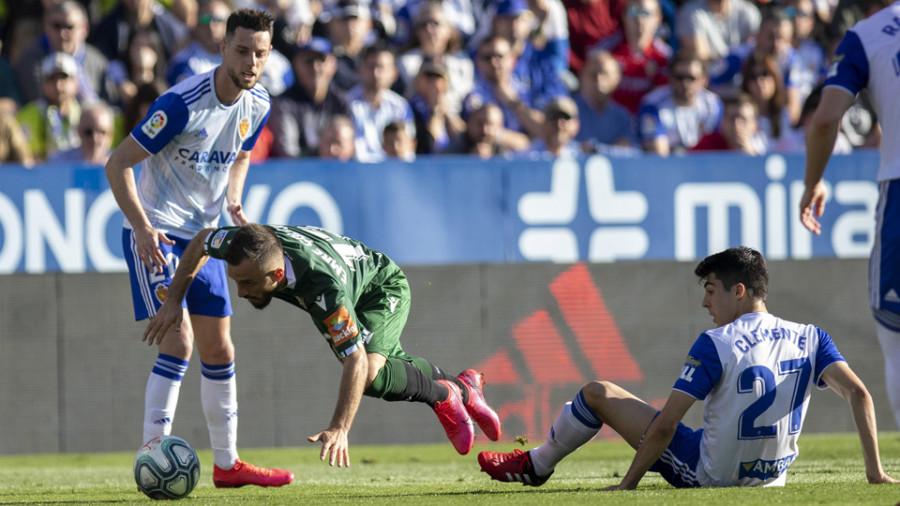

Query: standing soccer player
<box><xmin>105</xmin><ymin>9</ymin><xmax>293</xmax><ymax>488</ymax></box>
<box><xmin>799</xmin><ymin>0</ymin><xmax>900</xmax><ymax>430</ymax></box>
<box><xmin>479</xmin><ymin>247</ymin><xmax>897</xmax><ymax>488</ymax></box>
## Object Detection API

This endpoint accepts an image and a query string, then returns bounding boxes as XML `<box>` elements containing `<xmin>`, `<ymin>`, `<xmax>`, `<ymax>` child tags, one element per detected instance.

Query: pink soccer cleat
<box><xmin>457</xmin><ymin>369</ymin><xmax>502</xmax><ymax>441</ymax></box>
<box><xmin>478</xmin><ymin>449</ymin><xmax>552</xmax><ymax>486</ymax></box>
<box><xmin>213</xmin><ymin>459</ymin><xmax>294</xmax><ymax>488</ymax></box>
<box><xmin>433</xmin><ymin>380</ymin><xmax>475</xmax><ymax>455</ymax></box>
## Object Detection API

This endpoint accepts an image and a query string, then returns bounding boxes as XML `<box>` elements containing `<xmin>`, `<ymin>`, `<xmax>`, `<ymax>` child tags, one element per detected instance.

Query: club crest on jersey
<box><xmin>238</xmin><ymin>118</ymin><xmax>251</xmax><ymax>138</ymax></box>
<box><xmin>141</xmin><ymin>111</ymin><xmax>168</xmax><ymax>139</ymax></box>
<box><xmin>155</xmin><ymin>284</ymin><xmax>168</xmax><ymax>304</ymax></box>
<box><xmin>324</xmin><ymin>306</ymin><xmax>358</xmax><ymax>346</ymax></box>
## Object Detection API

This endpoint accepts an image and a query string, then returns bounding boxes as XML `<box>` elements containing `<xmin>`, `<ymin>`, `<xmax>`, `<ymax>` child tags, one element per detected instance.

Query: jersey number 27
<box><xmin>737</xmin><ymin>358</ymin><xmax>812</xmax><ymax>440</ymax></box>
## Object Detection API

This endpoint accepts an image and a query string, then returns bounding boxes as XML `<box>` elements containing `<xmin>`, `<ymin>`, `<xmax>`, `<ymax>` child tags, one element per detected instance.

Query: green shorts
<box><xmin>355</xmin><ymin>266</ymin><xmax>412</xmax><ymax>361</ymax></box>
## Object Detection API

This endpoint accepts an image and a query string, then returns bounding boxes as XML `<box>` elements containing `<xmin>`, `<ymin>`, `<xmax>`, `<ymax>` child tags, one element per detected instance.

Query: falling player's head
<box><xmin>220</xmin><ymin>9</ymin><xmax>274</xmax><ymax>90</ymax></box>
<box><xmin>694</xmin><ymin>247</ymin><xmax>769</xmax><ymax>326</ymax></box>
<box><xmin>223</xmin><ymin>224</ymin><xmax>284</xmax><ymax>309</ymax></box>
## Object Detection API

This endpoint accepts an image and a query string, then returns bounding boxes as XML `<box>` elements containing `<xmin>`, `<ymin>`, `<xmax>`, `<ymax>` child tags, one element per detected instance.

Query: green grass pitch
<box><xmin>1</xmin><ymin>433</ymin><xmax>898</xmax><ymax>505</ymax></box>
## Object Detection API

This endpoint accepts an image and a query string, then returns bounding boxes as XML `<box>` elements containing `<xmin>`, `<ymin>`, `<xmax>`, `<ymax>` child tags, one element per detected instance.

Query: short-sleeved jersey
<box><xmin>673</xmin><ymin>312</ymin><xmax>845</xmax><ymax>486</ymax></box>
<box><xmin>824</xmin><ymin>2</ymin><xmax>900</xmax><ymax>182</ymax></box>
<box><xmin>130</xmin><ymin>69</ymin><xmax>271</xmax><ymax>239</ymax></box>
<box><xmin>636</xmin><ymin>86</ymin><xmax>722</xmax><ymax>150</ymax></box>
<box><xmin>204</xmin><ymin>225</ymin><xmax>401</xmax><ymax>360</ymax></box>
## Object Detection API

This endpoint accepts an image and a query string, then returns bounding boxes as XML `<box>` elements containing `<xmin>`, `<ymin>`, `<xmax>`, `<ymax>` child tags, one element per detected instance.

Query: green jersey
<box><xmin>204</xmin><ymin>225</ymin><xmax>409</xmax><ymax>361</ymax></box>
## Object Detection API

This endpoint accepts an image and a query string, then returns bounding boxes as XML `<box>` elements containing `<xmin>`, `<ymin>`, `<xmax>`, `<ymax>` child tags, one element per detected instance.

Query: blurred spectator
<box><xmin>493</xmin><ymin>0</ymin><xmax>569</xmax><ymax>104</ymax></box>
<box><xmin>107</xmin><ymin>28</ymin><xmax>169</xmax><ymax>111</ymax></box>
<box><xmin>709</xmin><ymin>7</ymin><xmax>802</xmax><ymax>124</ymax></box>
<box><xmin>446</xmin><ymin>102</ymin><xmax>515</xmax><ymax>158</ymax></box>
<box><xmin>524</xmin><ymin>0</ymin><xmax>571</xmax><ymax>75</ymax></box>
<box><xmin>563</xmin><ymin>0</ymin><xmax>627</xmax><ymax>76</ymax></box>
<box><xmin>17</xmin><ymin>53</ymin><xmax>83</xmax><ymax>161</ymax></box>
<box><xmin>573</xmin><ymin>49</ymin><xmax>636</xmax><ymax>148</ymax></box>
<box><xmin>328</xmin><ymin>0</ymin><xmax>377</xmax><ymax>93</ymax></box>
<box><xmin>636</xmin><ymin>52</ymin><xmax>722</xmax><ymax>156</ymax></box>
<box><xmin>347</xmin><ymin>44</ymin><xmax>415</xmax><ymax>162</ymax></box>
<box><xmin>595</xmin><ymin>0</ymin><xmax>670</xmax><ymax>114</ymax></box>
<box><xmin>167</xmin><ymin>0</ymin><xmax>231</xmax><ymax>85</ymax></box>
<box><xmin>692</xmin><ymin>93</ymin><xmax>765</xmax><ymax>154</ymax></box>
<box><xmin>89</xmin><ymin>0</ymin><xmax>189</xmax><ymax>63</ymax></box>
<box><xmin>521</xmin><ymin>96</ymin><xmax>582</xmax><ymax>157</ymax></box>
<box><xmin>675</xmin><ymin>0</ymin><xmax>760</xmax><ymax>61</ymax></box>
<box><xmin>0</xmin><ymin>114</ymin><xmax>34</xmax><ymax>166</ymax></box>
<box><xmin>124</xmin><ymin>81</ymin><xmax>167</xmax><ymax>132</ymax></box>
<box><xmin>394</xmin><ymin>0</ymin><xmax>476</xmax><ymax>47</ymax></box>
<box><xmin>16</xmin><ymin>1</ymin><xmax>117</xmax><ymax>105</ymax></box>
<box><xmin>48</xmin><ymin>100</ymin><xmax>116</xmax><ymax>164</ymax></box>
<box><xmin>318</xmin><ymin>114</ymin><xmax>357</xmax><ymax>160</ymax></box>
<box><xmin>771</xmin><ymin>84</ymin><xmax>852</xmax><ymax>154</ymax></box>
<box><xmin>382</xmin><ymin>120</ymin><xmax>416</xmax><ymax>159</ymax></box>
<box><xmin>270</xmin><ymin>37</ymin><xmax>351</xmax><ymax>157</ymax></box>
<box><xmin>409</xmin><ymin>56</ymin><xmax>466</xmax><ymax>154</ymax></box>
<box><xmin>247</xmin><ymin>0</ymin><xmax>316</xmax><ymax>57</ymax></box>
<box><xmin>0</xmin><ymin>42</ymin><xmax>22</xmax><ymax>115</ymax></box>
<box><xmin>396</xmin><ymin>2</ymin><xmax>474</xmax><ymax>114</ymax></box>
<box><xmin>740</xmin><ymin>52</ymin><xmax>789</xmax><ymax>150</ymax></box>
<box><xmin>785</xmin><ymin>0</ymin><xmax>826</xmax><ymax>106</ymax></box>
<box><xmin>463</xmin><ymin>35</ymin><xmax>550</xmax><ymax>139</ymax></box>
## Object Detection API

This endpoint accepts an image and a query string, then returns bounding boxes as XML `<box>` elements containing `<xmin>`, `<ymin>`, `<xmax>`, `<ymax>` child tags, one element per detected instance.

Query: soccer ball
<box><xmin>134</xmin><ymin>435</ymin><xmax>201</xmax><ymax>500</ymax></box>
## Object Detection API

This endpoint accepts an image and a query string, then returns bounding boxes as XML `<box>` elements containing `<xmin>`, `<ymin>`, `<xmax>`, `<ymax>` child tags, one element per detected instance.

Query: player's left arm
<box><xmin>307</xmin><ymin>345</ymin><xmax>368</xmax><ymax>468</ymax></box>
<box><xmin>142</xmin><ymin>227</ymin><xmax>216</xmax><ymax>345</ymax></box>
<box><xmin>603</xmin><ymin>390</ymin><xmax>696</xmax><ymax>490</ymax></box>
<box><xmin>820</xmin><ymin>361</ymin><xmax>899</xmax><ymax>484</ymax></box>
<box><xmin>226</xmin><ymin>150</ymin><xmax>251</xmax><ymax>226</ymax></box>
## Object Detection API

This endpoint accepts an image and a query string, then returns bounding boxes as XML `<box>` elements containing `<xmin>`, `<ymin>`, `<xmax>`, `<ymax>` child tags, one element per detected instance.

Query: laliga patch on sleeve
<box><xmin>210</xmin><ymin>229</ymin><xmax>229</xmax><ymax>249</ymax></box>
<box><xmin>141</xmin><ymin>111</ymin><xmax>168</xmax><ymax>139</ymax></box>
<box><xmin>324</xmin><ymin>306</ymin><xmax>359</xmax><ymax>346</ymax></box>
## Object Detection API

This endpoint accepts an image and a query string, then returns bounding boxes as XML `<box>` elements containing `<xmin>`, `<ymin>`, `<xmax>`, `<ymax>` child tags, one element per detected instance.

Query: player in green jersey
<box><xmin>143</xmin><ymin>223</ymin><xmax>502</xmax><ymax>466</ymax></box>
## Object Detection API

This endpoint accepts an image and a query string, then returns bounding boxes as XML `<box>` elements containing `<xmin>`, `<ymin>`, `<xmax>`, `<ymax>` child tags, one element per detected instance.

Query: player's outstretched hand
<box><xmin>135</xmin><ymin>225</ymin><xmax>176</xmax><ymax>274</ymax></box>
<box><xmin>799</xmin><ymin>181</ymin><xmax>828</xmax><ymax>235</ymax></box>
<box><xmin>143</xmin><ymin>301</ymin><xmax>183</xmax><ymax>346</ymax></box>
<box><xmin>307</xmin><ymin>427</ymin><xmax>350</xmax><ymax>468</ymax></box>
<box><xmin>227</xmin><ymin>203</ymin><xmax>248</xmax><ymax>226</ymax></box>
<box><xmin>868</xmin><ymin>472</ymin><xmax>900</xmax><ymax>484</ymax></box>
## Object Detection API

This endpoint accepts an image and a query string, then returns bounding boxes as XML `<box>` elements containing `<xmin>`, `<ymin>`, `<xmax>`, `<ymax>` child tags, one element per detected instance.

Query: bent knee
<box><xmin>581</xmin><ymin>380</ymin><xmax>617</xmax><ymax>404</ymax></box>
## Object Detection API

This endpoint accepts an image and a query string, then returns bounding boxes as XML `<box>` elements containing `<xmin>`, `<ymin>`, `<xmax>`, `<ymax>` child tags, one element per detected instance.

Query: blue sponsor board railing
<box><xmin>0</xmin><ymin>151</ymin><xmax>881</xmax><ymax>273</ymax></box>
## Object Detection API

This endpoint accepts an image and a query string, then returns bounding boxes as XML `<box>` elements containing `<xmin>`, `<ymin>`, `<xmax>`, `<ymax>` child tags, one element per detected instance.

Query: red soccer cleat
<box><xmin>434</xmin><ymin>380</ymin><xmax>475</xmax><ymax>455</ymax></box>
<box><xmin>213</xmin><ymin>459</ymin><xmax>294</xmax><ymax>488</ymax></box>
<box><xmin>478</xmin><ymin>449</ymin><xmax>553</xmax><ymax>486</ymax></box>
<box><xmin>457</xmin><ymin>369</ymin><xmax>502</xmax><ymax>441</ymax></box>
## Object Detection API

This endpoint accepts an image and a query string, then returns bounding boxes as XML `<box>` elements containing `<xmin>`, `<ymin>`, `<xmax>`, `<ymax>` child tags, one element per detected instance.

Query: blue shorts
<box><xmin>122</xmin><ymin>229</ymin><xmax>232</xmax><ymax>321</ymax></box>
<box><xmin>646</xmin><ymin>417</ymin><xmax>704</xmax><ymax>488</ymax></box>
<box><xmin>871</xmin><ymin>179</ymin><xmax>900</xmax><ymax>329</ymax></box>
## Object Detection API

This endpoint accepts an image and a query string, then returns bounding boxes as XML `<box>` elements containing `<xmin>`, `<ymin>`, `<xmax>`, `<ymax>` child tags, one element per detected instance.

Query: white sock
<box><xmin>143</xmin><ymin>354</ymin><xmax>189</xmax><ymax>444</ymax></box>
<box><xmin>876</xmin><ymin>322</ymin><xmax>900</xmax><ymax>430</ymax></box>
<box><xmin>529</xmin><ymin>391</ymin><xmax>602</xmax><ymax>476</ymax></box>
<box><xmin>201</xmin><ymin>361</ymin><xmax>239</xmax><ymax>469</ymax></box>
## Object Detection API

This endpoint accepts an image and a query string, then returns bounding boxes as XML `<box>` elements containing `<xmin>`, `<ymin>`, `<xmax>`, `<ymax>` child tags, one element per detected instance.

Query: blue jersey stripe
<box><xmin>183</xmin><ymin>83</ymin><xmax>211</xmax><ymax>107</ymax></box>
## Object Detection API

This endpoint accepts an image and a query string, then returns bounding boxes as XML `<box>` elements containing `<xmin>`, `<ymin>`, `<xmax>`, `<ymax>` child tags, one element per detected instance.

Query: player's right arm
<box><xmin>142</xmin><ymin>227</ymin><xmax>216</xmax><ymax>345</ymax></box>
<box><xmin>820</xmin><ymin>361</ymin><xmax>898</xmax><ymax>484</ymax></box>
<box><xmin>105</xmin><ymin>135</ymin><xmax>175</xmax><ymax>273</ymax></box>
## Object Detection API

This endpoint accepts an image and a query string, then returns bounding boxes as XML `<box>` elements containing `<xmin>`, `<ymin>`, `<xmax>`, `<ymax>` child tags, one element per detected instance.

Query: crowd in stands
<box><xmin>0</xmin><ymin>0</ymin><xmax>886</xmax><ymax>165</ymax></box>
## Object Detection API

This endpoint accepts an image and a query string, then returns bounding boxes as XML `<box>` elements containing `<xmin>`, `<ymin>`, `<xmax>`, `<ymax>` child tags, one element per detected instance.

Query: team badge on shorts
<box><xmin>238</xmin><ymin>118</ymin><xmax>250</xmax><ymax>138</ymax></box>
<box><xmin>155</xmin><ymin>284</ymin><xmax>168</xmax><ymax>304</ymax></box>
<box><xmin>325</xmin><ymin>306</ymin><xmax>358</xmax><ymax>346</ymax></box>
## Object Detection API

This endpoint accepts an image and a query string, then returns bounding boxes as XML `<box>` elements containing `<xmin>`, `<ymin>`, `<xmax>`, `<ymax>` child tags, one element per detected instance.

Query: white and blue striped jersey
<box><xmin>130</xmin><ymin>69</ymin><xmax>271</xmax><ymax>240</ymax></box>
<box><xmin>825</xmin><ymin>1</ymin><xmax>900</xmax><ymax>182</ymax></box>
<box><xmin>673</xmin><ymin>312</ymin><xmax>844</xmax><ymax>487</ymax></box>
<box><xmin>347</xmin><ymin>86</ymin><xmax>414</xmax><ymax>163</ymax></box>
<box><xmin>637</xmin><ymin>86</ymin><xmax>722</xmax><ymax>151</ymax></box>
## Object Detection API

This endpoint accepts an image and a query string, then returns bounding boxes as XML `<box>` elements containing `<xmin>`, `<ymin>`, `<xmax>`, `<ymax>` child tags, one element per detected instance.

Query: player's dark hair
<box><xmin>225</xmin><ymin>8</ymin><xmax>275</xmax><ymax>39</ymax></box>
<box><xmin>223</xmin><ymin>224</ymin><xmax>282</xmax><ymax>269</ymax></box>
<box><xmin>694</xmin><ymin>246</ymin><xmax>768</xmax><ymax>300</ymax></box>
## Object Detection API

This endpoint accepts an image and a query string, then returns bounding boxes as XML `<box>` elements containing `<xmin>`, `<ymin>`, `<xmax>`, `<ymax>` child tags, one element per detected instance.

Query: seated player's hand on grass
<box><xmin>308</xmin><ymin>427</ymin><xmax>350</xmax><ymax>468</ymax></box>
<box><xmin>868</xmin><ymin>472</ymin><xmax>899</xmax><ymax>485</ymax></box>
<box><xmin>142</xmin><ymin>301</ymin><xmax>183</xmax><ymax>346</ymax></box>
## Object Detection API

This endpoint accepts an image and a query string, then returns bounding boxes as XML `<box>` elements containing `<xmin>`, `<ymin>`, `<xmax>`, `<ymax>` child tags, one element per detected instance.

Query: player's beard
<box><xmin>247</xmin><ymin>291</ymin><xmax>274</xmax><ymax>309</ymax></box>
<box><xmin>227</xmin><ymin>65</ymin><xmax>260</xmax><ymax>90</ymax></box>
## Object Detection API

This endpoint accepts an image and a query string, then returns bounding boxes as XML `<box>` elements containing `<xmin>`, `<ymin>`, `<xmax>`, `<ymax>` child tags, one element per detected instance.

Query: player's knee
<box><xmin>581</xmin><ymin>380</ymin><xmax>615</xmax><ymax>406</ymax></box>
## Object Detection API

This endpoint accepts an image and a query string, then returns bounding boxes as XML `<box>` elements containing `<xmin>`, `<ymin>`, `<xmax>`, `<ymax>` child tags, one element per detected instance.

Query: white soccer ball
<box><xmin>134</xmin><ymin>435</ymin><xmax>201</xmax><ymax>500</ymax></box>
